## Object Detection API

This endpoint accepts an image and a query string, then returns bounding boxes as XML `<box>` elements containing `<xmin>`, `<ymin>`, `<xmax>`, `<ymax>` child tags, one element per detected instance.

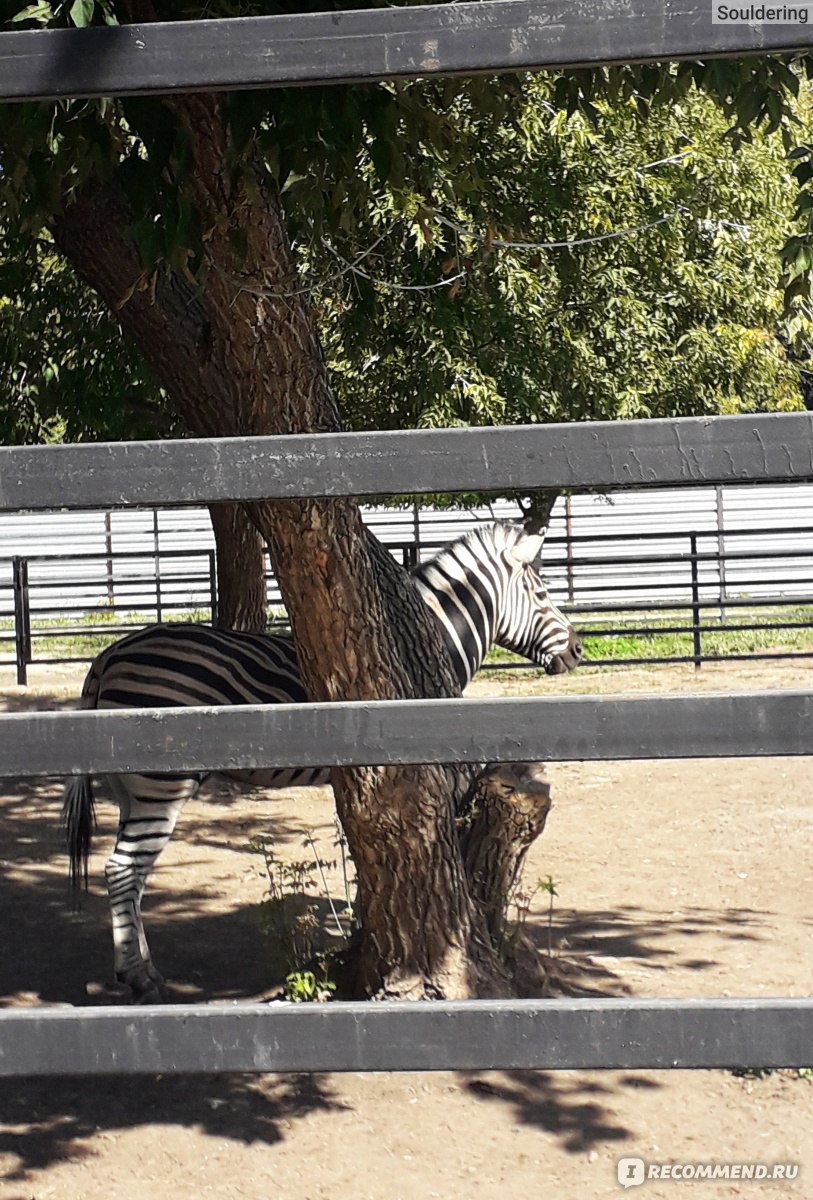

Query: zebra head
<box><xmin>491</xmin><ymin>521</ymin><xmax>582</xmax><ymax>676</ymax></box>
<box><xmin>413</xmin><ymin>520</ymin><xmax>582</xmax><ymax>685</ymax></box>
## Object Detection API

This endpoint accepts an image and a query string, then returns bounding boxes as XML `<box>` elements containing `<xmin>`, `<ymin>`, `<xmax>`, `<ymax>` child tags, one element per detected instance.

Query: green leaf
<box><xmin>10</xmin><ymin>1</ymin><xmax>53</xmax><ymax>23</ymax></box>
<box><xmin>69</xmin><ymin>0</ymin><xmax>94</xmax><ymax>27</ymax></box>
<box><xmin>280</xmin><ymin>171</ymin><xmax>308</xmax><ymax>194</ymax></box>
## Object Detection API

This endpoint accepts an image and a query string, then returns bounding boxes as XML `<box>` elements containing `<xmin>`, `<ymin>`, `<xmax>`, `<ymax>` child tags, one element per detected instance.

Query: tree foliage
<box><xmin>320</xmin><ymin>82</ymin><xmax>808</xmax><ymax>439</ymax></box>
<box><xmin>0</xmin><ymin>230</ymin><xmax>167</xmax><ymax>444</ymax></box>
<box><xmin>1</xmin><ymin>54</ymin><xmax>809</xmax><ymax>456</ymax></box>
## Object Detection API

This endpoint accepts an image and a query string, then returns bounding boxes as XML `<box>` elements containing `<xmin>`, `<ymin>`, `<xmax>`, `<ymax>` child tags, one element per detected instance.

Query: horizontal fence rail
<box><xmin>1</xmin><ymin>999</ymin><xmax>811</xmax><ymax>1077</ymax></box>
<box><xmin>2</xmin><ymin>415</ymin><xmax>813</xmax><ymax>511</ymax></box>
<box><xmin>4</xmin><ymin>0</ymin><xmax>813</xmax><ymax>104</ymax></box>
<box><xmin>0</xmin><ymin>692</ymin><xmax>810</xmax><ymax>777</ymax></box>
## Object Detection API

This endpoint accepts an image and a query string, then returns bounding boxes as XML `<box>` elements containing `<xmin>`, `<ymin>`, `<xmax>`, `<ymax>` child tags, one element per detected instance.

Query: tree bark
<box><xmin>517</xmin><ymin>488</ymin><xmax>561</xmax><ymax>528</ymax></box>
<box><xmin>459</xmin><ymin>762</ymin><xmax>552</xmax><ymax>945</ymax></box>
<box><xmin>48</xmin><ymin>89</ymin><xmax>546</xmax><ymax>998</ymax></box>
<box><xmin>207</xmin><ymin>503</ymin><xmax>267</xmax><ymax>632</ymax></box>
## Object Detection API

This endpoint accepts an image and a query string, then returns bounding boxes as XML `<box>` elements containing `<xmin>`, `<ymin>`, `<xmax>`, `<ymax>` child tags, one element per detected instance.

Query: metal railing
<box><xmin>3</xmin><ymin>523</ymin><xmax>812</xmax><ymax>684</ymax></box>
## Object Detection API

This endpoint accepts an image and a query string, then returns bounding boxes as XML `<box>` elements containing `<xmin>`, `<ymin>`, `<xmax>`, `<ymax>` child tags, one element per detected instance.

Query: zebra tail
<box><xmin>62</xmin><ymin>775</ymin><xmax>97</xmax><ymax>906</ymax></box>
<box><xmin>61</xmin><ymin>650</ymin><xmax>108</xmax><ymax>904</ymax></box>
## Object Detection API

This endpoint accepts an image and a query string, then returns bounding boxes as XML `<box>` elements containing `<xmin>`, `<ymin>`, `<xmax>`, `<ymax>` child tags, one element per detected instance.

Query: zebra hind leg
<box><xmin>105</xmin><ymin>773</ymin><xmax>197</xmax><ymax>1004</ymax></box>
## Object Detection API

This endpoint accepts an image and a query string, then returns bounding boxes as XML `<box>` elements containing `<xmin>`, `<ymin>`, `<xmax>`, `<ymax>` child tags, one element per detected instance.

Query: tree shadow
<box><xmin>516</xmin><ymin>902</ymin><xmax>768</xmax><ymax>997</ymax></box>
<box><xmin>460</xmin><ymin>1069</ymin><xmax>643</xmax><ymax>1152</ymax></box>
<box><xmin>0</xmin><ymin>770</ymin><xmax>333</xmax><ymax>1007</ymax></box>
<box><xmin>1</xmin><ymin>764</ymin><xmax>357</xmax><ymax>1182</ymax></box>
<box><xmin>0</xmin><ymin>1071</ymin><xmax>349</xmax><ymax>1182</ymax></box>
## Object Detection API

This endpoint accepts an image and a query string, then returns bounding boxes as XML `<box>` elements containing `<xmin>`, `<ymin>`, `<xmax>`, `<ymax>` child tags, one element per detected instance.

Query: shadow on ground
<box><xmin>0</xmin><ymin>1072</ymin><xmax>348</xmax><ymax>1182</ymax></box>
<box><xmin>0</xmin><ymin>772</ymin><xmax>317</xmax><ymax>1008</ymax></box>
<box><xmin>0</xmin><ymin>690</ymin><xmax>775</xmax><ymax>1180</ymax></box>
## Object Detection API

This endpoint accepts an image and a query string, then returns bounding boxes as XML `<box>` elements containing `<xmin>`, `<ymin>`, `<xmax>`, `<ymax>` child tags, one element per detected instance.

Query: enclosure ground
<box><xmin>1</xmin><ymin>659</ymin><xmax>811</xmax><ymax>1199</ymax></box>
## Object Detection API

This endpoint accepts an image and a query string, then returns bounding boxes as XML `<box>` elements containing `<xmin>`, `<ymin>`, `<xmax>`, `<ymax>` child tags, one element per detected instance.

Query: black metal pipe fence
<box><xmin>2</xmin><ymin>523</ymin><xmax>812</xmax><ymax>684</ymax></box>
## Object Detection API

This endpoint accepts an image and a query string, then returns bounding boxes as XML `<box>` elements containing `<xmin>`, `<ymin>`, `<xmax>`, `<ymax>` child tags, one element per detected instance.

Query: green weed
<box><xmin>249</xmin><ymin>834</ymin><xmax>343</xmax><ymax>1003</ymax></box>
<box><xmin>484</xmin><ymin>605</ymin><xmax>813</xmax><ymax>673</ymax></box>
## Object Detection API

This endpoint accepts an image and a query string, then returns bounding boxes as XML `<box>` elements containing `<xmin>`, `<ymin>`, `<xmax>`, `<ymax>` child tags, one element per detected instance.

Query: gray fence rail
<box><xmin>4</xmin><ymin>0</ymin><xmax>813</xmax><ymax>104</ymax></box>
<box><xmin>0</xmin><ymin>691</ymin><xmax>811</xmax><ymax>778</ymax></box>
<box><xmin>2</xmin><ymin>1000</ymin><xmax>811</xmax><ymax>1077</ymax></box>
<box><xmin>2</xmin><ymin>414</ymin><xmax>813</xmax><ymax>510</ymax></box>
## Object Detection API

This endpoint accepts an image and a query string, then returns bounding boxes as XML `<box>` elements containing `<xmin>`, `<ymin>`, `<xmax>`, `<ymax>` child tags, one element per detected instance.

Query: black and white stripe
<box><xmin>413</xmin><ymin>521</ymin><xmax>579</xmax><ymax>685</ymax></box>
<box><xmin>62</xmin><ymin>520</ymin><xmax>581</xmax><ymax>1001</ymax></box>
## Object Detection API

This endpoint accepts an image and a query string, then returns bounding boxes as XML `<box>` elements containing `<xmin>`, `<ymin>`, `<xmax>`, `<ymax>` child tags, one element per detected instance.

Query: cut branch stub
<box><xmin>458</xmin><ymin>762</ymin><xmax>552</xmax><ymax>944</ymax></box>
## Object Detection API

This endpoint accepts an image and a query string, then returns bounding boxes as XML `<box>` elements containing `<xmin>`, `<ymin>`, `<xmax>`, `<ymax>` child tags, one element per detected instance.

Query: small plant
<box><xmin>249</xmin><ymin>834</ymin><xmax>350</xmax><ymax>1001</ymax></box>
<box><xmin>250</xmin><ymin>837</ymin><xmax>334</xmax><ymax>967</ymax></box>
<box><xmin>284</xmin><ymin>966</ymin><xmax>336</xmax><ymax>1004</ymax></box>
<box><xmin>732</xmin><ymin>1066</ymin><xmax>813</xmax><ymax>1082</ymax></box>
<box><xmin>537</xmin><ymin>874</ymin><xmax>559</xmax><ymax>956</ymax></box>
<box><xmin>503</xmin><ymin>873</ymin><xmax>560</xmax><ymax>957</ymax></box>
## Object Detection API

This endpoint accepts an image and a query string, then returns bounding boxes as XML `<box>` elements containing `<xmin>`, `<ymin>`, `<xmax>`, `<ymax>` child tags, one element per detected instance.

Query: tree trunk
<box><xmin>516</xmin><ymin>488</ymin><xmax>561</xmax><ymax>528</ymax></box>
<box><xmin>459</xmin><ymin>762</ymin><xmax>552</xmax><ymax>945</ymax></box>
<box><xmin>208</xmin><ymin>503</ymin><xmax>267</xmax><ymax>632</ymax></box>
<box><xmin>48</xmin><ymin>89</ymin><xmax>548</xmax><ymax>998</ymax></box>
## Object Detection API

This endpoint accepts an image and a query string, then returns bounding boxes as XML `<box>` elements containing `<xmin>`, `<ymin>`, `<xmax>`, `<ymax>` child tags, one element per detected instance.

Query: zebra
<box><xmin>62</xmin><ymin>520</ymin><xmax>582</xmax><ymax>1001</ymax></box>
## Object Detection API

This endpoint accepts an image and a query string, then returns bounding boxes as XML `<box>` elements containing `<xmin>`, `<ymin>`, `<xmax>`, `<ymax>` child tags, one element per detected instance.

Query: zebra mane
<box><xmin>413</xmin><ymin>521</ymin><xmax>535</xmax><ymax>575</ymax></box>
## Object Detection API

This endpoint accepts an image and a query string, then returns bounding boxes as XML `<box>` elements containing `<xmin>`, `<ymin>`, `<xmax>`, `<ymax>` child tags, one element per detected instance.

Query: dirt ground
<box><xmin>1</xmin><ymin>658</ymin><xmax>811</xmax><ymax>1200</ymax></box>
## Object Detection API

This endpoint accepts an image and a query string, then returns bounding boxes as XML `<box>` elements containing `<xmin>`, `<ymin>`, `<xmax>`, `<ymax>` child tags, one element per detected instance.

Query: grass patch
<box><xmin>3</xmin><ymin>605</ymin><xmax>813</xmax><ymax>671</ymax></box>
<box><xmin>580</xmin><ymin>606</ymin><xmax>813</xmax><ymax>662</ymax></box>
<box><xmin>484</xmin><ymin>606</ymin><xmax>813</xmax><ymax>673</ymax></box>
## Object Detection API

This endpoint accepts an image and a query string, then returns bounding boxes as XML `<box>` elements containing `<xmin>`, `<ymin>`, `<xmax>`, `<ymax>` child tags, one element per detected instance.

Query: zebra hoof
<box><xmin>133</xmin><ymin>982</ymin><xmax>164</xmax><ymax>1005</ymax></box>
<box><xmin>116</xmin><ymin>971</ymin><xmax>166</xmax><ymax>1005</ymax></box>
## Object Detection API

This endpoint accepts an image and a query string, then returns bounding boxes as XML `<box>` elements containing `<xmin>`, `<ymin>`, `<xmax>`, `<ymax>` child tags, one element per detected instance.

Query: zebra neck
<box><xmin>413</xmin><ymin>558</ymin><xmax>498</xmax><ymax>688</ymax></box>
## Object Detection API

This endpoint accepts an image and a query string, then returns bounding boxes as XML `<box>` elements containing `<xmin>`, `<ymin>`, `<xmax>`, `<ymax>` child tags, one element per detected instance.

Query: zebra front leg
<box><xmin>105</xmin><ymin>775</ymin><xmax>194</xmax><ymax>1003</ymax></box>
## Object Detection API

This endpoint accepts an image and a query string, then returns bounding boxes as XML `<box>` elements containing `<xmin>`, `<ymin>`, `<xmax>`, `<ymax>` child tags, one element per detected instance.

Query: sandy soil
<box><xmin>1</xmin><ymin>658</ymin><xmax>811</xmax><ymax>1200</ymax></box>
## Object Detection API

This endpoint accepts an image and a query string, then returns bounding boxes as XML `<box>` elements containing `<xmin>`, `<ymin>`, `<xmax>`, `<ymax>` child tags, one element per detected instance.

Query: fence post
<box><xmin>690</xmin><ymin>532</ymin><xmax>702</xmax><ymax>671</ymax></box>
<box><xmin>12</xmin><ymin>556</ymin><xmax>31</xmax><ymax>687</ymax></box>
<box><xmin>715</xmin><ymin>485</ymin><xmax>727</xmax><ymax>622</ymax></box>
<box><xmin>412</xmin><ymin>500</ymin><xmax>421</xmax><ymax>560</ymax></box>
<box><xmin>565</xmin><ymin>495</ymin><xmax>575</xmax><ymax>604</ymax></box>
<box><xmin>153</xmin><ymin>509</ymin><xmax>162</xmax><ymax>623</ymax></box>
<box><xmin>209</xmin><ymin>549</ymin><xmax>218</xmax><ymax>626</ymax></box>
<box><xmin>104</xmin><ymin>511</ymin><xmax>115</xmax><ymax>605</ymax></box>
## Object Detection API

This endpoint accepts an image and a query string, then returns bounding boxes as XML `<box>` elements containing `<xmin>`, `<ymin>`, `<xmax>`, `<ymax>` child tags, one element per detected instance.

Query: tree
<box><xmin>1</xmin><ymin>2</ymin><xmax>811</xmax><ymax>996</ymax></box>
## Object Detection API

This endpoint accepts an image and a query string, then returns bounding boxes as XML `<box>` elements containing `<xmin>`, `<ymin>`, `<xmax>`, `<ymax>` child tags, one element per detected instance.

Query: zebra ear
<box><xmin>510</xmin><ymin>523</ymin><xmax>546</xmax><ymax>564</ymax></box>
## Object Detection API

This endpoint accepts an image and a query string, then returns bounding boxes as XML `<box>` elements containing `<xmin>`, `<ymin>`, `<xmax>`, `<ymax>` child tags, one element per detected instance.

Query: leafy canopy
<box><xmin>1</xmin><ymin>0</ymin><xmax>812</xmax><ymax>469</ymax></box>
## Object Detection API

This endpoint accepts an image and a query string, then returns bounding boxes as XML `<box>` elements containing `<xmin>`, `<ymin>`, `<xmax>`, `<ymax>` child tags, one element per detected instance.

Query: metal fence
<box><xmin>3</xmin><ymin>517</ymin><xmax>813</xmax><ymax>684</ymax></box>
